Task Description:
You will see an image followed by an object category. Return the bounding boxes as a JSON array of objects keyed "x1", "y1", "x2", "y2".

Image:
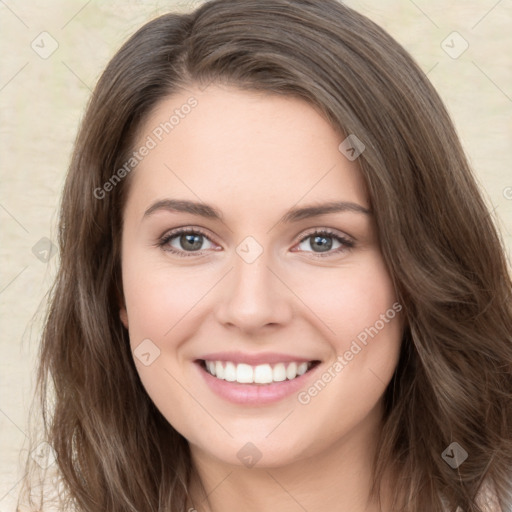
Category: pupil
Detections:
[
  {"x1": 312, "y1": 235, "x2": 332, "y2": 252},
  {"x1": 181, "y1": 233, "x2": 203, "y2": 251}
]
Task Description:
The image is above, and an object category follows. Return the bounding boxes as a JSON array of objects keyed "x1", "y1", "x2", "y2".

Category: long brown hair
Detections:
[{"x1": 17, "y1": 1, "x2": 512, "y2": 510}]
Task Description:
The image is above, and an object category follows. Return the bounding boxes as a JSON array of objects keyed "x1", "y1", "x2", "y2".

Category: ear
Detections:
[
  {"x1": 116, "y1": 283, "x2": 129, "y2": 329},
  {"x1": 120, "y1": 306, "x2": 129, "y2": 329}
]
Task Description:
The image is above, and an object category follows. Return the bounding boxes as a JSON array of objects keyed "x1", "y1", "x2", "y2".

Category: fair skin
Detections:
[{"x1": 119, "y1": 84, "x2": 404, "y2": 512}]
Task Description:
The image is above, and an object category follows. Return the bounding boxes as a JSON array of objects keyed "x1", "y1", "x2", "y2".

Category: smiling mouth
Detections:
[{"x1": 197, "y1": 359, "x2": 321, "y2": 385}]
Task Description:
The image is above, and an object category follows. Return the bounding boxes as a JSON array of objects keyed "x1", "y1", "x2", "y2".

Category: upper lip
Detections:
[{"x1": 196, "y1": 351, "x2": 320, "y2": 366}]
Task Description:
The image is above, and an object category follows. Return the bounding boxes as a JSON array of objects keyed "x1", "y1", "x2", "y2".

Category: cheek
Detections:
[
  {"x1": 287, "y1": 254, "x2": 403, "y2": 416},
  {"x1": 121, "y1": 250, "x2": 213, "y2": 345},
  {"x1": 287, "y1": 253, "x2": 400, "y2": 348},
  {"x1": 120, "y1": 252, "x2": 211, "y2": 432}
]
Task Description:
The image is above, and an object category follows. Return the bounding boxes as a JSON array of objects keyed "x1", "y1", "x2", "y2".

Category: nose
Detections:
[{"x1": 214, "y1": 249, "x2": 294, "y2": 333}]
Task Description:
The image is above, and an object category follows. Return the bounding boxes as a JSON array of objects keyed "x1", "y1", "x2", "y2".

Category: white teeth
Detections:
[
  {"x1": 254, "y1": 364, "x2": 273, "y2": 384},
  {"x1": 272, "y1": 363, "x2": 287, "y2": 382},
  {"x1": 224, "y1": 361, "x2": 236, "y2": 382},
  {"x1": 236, "y1": 363, "x2": 254, "y2": 383},
  {"x1": 286, "y1": 362, "x2": 297, "y2": 380},
  {"x1": 297, "y1": 362, "x2": 308, "y2": 376},
  {"x1": 203, "y1": 360, "x2": 316, "y2": 384},
  {"x1": 215, "y1": 361, "x2": 224, "y2": 379}
]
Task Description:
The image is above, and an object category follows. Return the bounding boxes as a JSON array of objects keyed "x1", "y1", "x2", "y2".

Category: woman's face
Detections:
[{"x1": 119, "y1": 84, "x2": 403, "y2": 467}]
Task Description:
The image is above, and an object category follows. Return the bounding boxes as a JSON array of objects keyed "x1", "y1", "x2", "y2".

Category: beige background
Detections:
[{"x1": 0, "y1": 0, "x2": 511, "y2": 509}]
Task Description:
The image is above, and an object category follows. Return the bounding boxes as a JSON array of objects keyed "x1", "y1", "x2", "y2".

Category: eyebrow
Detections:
[{"x1": 142, "y1": 199, "x2": 371, "y2": 224}]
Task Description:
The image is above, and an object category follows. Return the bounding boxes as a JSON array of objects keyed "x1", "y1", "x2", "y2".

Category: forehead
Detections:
[{"x1": 124, "y1": 85, "x2": 368, "y2": 221}]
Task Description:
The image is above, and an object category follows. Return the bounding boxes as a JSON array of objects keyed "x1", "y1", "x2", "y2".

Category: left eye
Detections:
[{"x1": 295, "y1": 231, "x2": 354, "y2": 256}]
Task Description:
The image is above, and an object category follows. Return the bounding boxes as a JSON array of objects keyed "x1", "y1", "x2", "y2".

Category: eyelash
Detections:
[{"x1": 156, "y1": 227, "x2": 355, "y2": 258}]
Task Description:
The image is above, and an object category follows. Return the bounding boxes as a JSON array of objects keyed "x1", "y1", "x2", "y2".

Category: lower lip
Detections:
[{"x1": 194, "y1": 361, "x2": 321, "y2": 405}]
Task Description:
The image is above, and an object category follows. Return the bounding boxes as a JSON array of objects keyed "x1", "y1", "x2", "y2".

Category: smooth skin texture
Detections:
[{"x1": 119, "y1": 84, "x2": 404, "y2": 512}]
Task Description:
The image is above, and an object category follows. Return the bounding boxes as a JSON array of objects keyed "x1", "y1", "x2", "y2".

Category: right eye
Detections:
[{"x1": 157, "y1": 228, "x2": 219, "y2": 257}]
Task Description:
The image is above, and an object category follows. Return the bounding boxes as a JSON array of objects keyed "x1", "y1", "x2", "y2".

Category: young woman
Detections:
[{"x1": 17, "y1": 1, "x2": 512, "y2": 511}]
